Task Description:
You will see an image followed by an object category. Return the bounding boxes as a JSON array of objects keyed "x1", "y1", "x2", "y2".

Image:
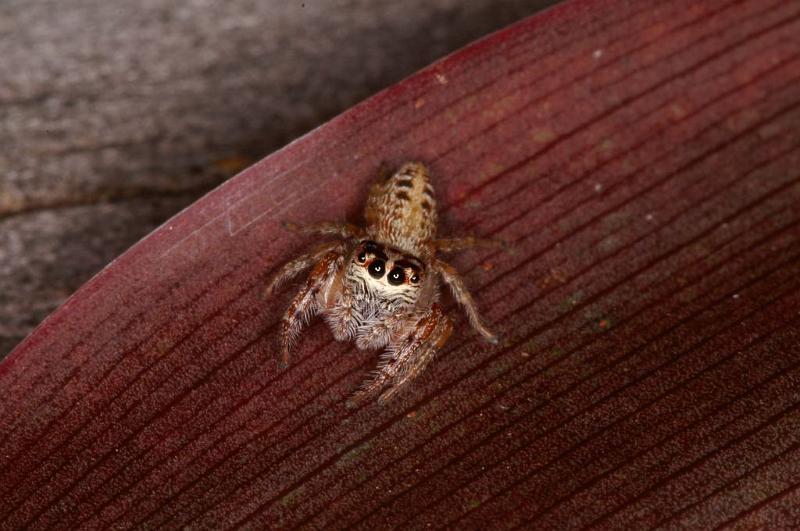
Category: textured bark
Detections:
[
  {"x1": 2, "y1": 0, "x2": 800, "y2": 528},
  {"x1": 0, "y1": 0, "x2": 556, "y2": 358}
]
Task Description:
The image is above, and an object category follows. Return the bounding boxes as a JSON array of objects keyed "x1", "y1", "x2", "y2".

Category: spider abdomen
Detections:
[{"x1": 364, "y1": 162, "x2": 438, "y2": 257}]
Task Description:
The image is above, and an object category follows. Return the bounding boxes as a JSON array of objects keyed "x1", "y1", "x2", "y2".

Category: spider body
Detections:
[
  {"x1": 266, "y1": 162, "x2": 499, "y2": 403},
  {"x1": 364, "y1": 161, "x2": 438, "y2": 257}
]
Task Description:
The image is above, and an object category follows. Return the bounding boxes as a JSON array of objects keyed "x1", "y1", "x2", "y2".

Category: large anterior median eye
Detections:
[
  {"x1": 387, "y1": 267, "x2": 405, "y2": 285},
  {"x1": 368, "y1": 260, "x2": 385, "y2": 278}
]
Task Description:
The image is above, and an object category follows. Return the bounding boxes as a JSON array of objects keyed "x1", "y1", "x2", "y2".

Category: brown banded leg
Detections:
[
  {"x1": 278, "y1": 251, "x2": 343, "y2": 367},
  {"x1": 350, "y1": 304, "x2": 453, "y2": 405},
  {"x1": 432, "y1": 236, "x2": 506, "y2": 253},
  {"x1": 435, "y1": 258, "x2": 499, "y2": 344},
  {"x1": 264, "y1": 241, "x2": 342, "y2": 297},
  {"x1": 282, "y1": 220, "x2": 365, "y2": 241}
]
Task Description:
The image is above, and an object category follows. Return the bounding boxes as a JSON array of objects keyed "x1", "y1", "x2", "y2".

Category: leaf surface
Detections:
[{"x1": 2, "y1": 0, "x2": 800, "y2": 528}]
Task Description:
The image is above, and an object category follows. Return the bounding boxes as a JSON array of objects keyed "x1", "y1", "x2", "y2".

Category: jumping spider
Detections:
[{"x1": 265, "y1": 162, "x2": 500, "y2": 403}]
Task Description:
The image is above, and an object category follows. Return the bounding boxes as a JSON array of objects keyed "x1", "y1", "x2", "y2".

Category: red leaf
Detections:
[{"x1": 2, "y1": 0, "x2": 800, "y2": 528}]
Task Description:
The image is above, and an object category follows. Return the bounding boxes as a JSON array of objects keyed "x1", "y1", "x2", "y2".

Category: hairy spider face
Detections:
[{"x1": 349, "y1": 239, "x2": 424, "y2": 307}]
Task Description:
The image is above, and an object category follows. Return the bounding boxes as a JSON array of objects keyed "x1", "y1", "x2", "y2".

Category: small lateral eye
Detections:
[
  {"x1": 356, "y1": 252, "x2": 367, "y2": 263},
  {"x1": 410, "y1": 273, "x2": 420, "y2": 284},
  {"x1": 387, "y1": 267, "x2": 405, "y2": 286},
  {"x1": 368, "y1": 260, "x2": 385, "y2": 278}
]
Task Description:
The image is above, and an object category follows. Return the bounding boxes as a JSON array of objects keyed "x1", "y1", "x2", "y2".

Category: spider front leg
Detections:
[
  {"x1": 265, "y1": 241, "x2": 342, "y2": 297},
  {"x1": 278, "y1": 250, "x2": 344, "y2": 367},
  {"x1": 350, "y1": 304, "x2": 453, "y2": 405},
  {"x1": 435, "y1": 258, "x2": 499, "y2": 344}
]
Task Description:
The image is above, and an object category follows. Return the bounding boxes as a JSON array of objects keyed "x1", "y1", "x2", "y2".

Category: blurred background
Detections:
[{"x1": 0, "y1": 0, "x2": 558, "y2": 359}]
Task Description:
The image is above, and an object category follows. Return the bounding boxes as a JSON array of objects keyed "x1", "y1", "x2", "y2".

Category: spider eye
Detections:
[
  {"x1": 356, "y1": 252, "x2": 367, "y2": 263},
  {"x1": 368, "y1": 260, "x2": 385, "y2": 278},
  {"x1": 387, "y1": 267, "x2": 405, "y2": 286},
  {"x1": 410, "y1": 273, "x2": 420, "y2": 284}
]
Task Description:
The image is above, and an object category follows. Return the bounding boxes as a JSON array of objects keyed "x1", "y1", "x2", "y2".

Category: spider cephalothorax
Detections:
[{"x1": 266, "y1": 162, "x2": 499, "y2": 403}]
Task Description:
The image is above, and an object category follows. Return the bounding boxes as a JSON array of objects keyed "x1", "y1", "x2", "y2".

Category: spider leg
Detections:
[
  {"x1": 282, "y1": 220, "x2": 365, "y2": 241},
  {"x1": 265, "y1": 241, "x2": 342, "y2": 297},
  {"x1": 432, "y1": 236, "x2": 506, "y2": 253},
  {"x1": 434, "y1": 258, "x2": 498, "y2": 344},
  {"x1": 350, "y1": 304, "x2": 453, "y2": 405},
  {"x1": 279, "y1": 250, "x2": 343, "y2": 367}
]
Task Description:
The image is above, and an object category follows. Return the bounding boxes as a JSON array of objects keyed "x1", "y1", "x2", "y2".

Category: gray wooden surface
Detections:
[{"x1": 0, "y1": 0, "x2": 557, "y2": 358}]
